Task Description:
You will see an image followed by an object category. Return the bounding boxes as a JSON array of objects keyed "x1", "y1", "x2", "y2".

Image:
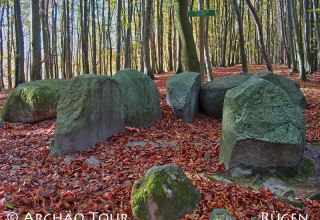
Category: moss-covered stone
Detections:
[
  {"x1": 295, "y1": 159, "x2": 315, "y2": 180},
  {"x1": 209, "y1": 209, "x2": 236, "y2": 220},
  {"x1": 166, "y1": 72, "x2": 201, "y2": 123},
  {"x1": 131, "y1": 164, "x2": 201, "y2": 220},
  {"x1": 200, "y1": 74, "x2": 252, "y2": 119},
  {"x1": 220, "y1": 78, "x2": 306, "y2": 172},
  {"x1": 114, "y1": 69, "x2": 161, "y2": 128},
  {"x1": 278, "y1": 196, "x2": 305, "y2": 208},
  {"x1": 51, "y1": 74, "x2": 125, "y2": 156},
  {"x1": 1, "y1": 79, "x2": 69, "y2": 123},
  {"x1": 253, "y1": 71, "x2": 309, "y2": 109}
]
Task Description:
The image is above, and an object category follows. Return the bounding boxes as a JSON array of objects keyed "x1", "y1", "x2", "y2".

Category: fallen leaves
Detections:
[{"x1": 0, "y1": 65, "x2": 319, "y2": 219}]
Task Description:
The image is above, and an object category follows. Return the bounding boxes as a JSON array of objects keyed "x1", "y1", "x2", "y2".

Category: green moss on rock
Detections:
[
  {"x1": 295, "y1": 159, "x2": 315, "y2": 180},
  {"x1": 253, "y1": 71, "x2": 309, "y2": 109},
  {"x1": 1, "y1": 79, "x2": 69, "y2": 123},
  {"x1": 209, "y1": 209, "x2": 236, "y2": 220},
  {"x1": 114, "y1": 69, "x2": 161, "y2": 128},
  {"x1": 52, "y1": 74, "x2": 125, "y2": 156},
  {"x1": 220, "y1": 78, "x2": 306, "y2": 173},
  {"x1": 131, "y1": 164, "x2": 201, "y2": 220}
]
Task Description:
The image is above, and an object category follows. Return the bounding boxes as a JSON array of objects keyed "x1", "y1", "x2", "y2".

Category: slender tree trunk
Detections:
[
  {"x1": 231, "y1": 0, "x2": 248, "y2": 72},
  {"x1": 107, "y1": 0, "x2": 112, "y2": 75},
  {"x1": 167, "y1": 4, "x2": 174, "y2": 72},
  {"x1": 132, "y1": 3, "x2": 138, "y2": 69},
  {"x1": 277, "y1": 0, "x2": 287, "y2": 64},
  {"x1": 41, "y1": 0, "x2": 50, "y2": 79},
  {"x1": 175, "y1": 36, "x2": 183, "y2": 74},
  {"x1": 91, "y1": 0, "x2": 97, "y2": 74},
  {"x1": 14, "y1": 0, "x2": 25, "y2": 86},
  {"x1": 227, "y1": 12, "x2": 234, "y2": 66},
  {"x1": 7, "y1": 3, "x2": 12, "y2": 89},
  {"x1": 30, "y1": 0, "x2": 42, "y2": 80},
  {"x1": 151, "y1": 27, "x2": 158, "y2": 73},
  {"x1": 124, "y1": 0, "x2": 133, "y2": 68},
  {"x1": 133, "y1": 3, "x2": 138, "y2": 70},
  {"x1": 143, "y1": 0, "x2": 154, "y2": 79},
  {"x1": 140, "y1": 0, "x2": 145, "y2": 72},
  {"x1": 0, "y1": 5, "x2": 4, "y2": 89},
  {"x1": 70, "y1": 0, "x2": 75, "y2": 76},
  {"x1": 285, "y1": 0, "x2": 297, "y2": 73},
  {"x1": 116, "y1": 0, "x2": 122, "y2": 71},
  {"x1": 198, "y1": 0, "x2": 205, "y2": 83},
  {"x1": 266, "y1": 1, "x2": 271, "y2": 57},
  {"x1": 157, "y1": 0, "x2": 164, "y2": 73},
  {"x1": 174, "y1": 0, "x2": 200, "y2": 73},
  {"x1": 303, "y1": 0, "x2": 313, "y2": 73},
  {"x1": 221, "y1": 0, "x2": 228, "y2": 67},
  {"x1": 66, "y1": 0, "x2": 72, "y2": 78},
  {"x1": 245, "y1": 0, "x2": 273, "y2": 71},
  {"x1": 61, "y1": 4, "x2": 66, "y2": 79},
  {"x1": 80, "y1": 0, "x2": 89, "y2": 74},
  {"x1": 205, "y1": 0, "x2": 213, "y2": 81},
  {"x1": 52, "y1": 0, "x2": 58, "y2": 78},
  {"x1": 289, "y1": 0, "x2": 307, "y2": 80},
  {"x1": 99, "y1": 0, "x2": 106, "y2": 74}
]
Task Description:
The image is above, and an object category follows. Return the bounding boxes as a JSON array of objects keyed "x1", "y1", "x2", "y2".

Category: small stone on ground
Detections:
[{"x1": 86, "y1": 157, "x2": 101, "y2": 166}]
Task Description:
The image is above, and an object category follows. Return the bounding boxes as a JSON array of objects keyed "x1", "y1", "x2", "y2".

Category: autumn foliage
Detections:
[{"x1": 0, "y1": 65, "x2": 319, "y2": 219}]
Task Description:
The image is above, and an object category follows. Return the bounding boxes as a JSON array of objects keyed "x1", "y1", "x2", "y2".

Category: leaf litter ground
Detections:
[{"x1": 0, "y1": 65, "x2": 319, "y2": 219}]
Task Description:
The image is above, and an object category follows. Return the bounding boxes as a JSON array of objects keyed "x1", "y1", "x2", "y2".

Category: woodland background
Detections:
[{"x1": 1, "y1": 0, "x2": 320, "y2": 88}]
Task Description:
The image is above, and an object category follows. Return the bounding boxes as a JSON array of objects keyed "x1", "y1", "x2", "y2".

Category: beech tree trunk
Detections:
[
  {"x1": 116, "y1": 0, "x2": 122, "y2": 71},
  {"x1": 245, "y1": 0, "x2": 273, "y2": 72},
  {"x1": 303, "y1": 0, "x2": 313, "y2": 73},
  {"x1": 30, "y1": 0, "x2": 42, "y2": 80},
  {"x1": 231, "y1": 0, "x2": 248, "y2": 72},
  {"x1": 0, "y1": 5, "x2": 4, "y2": 89},
  {"x1": 80, "y1": 0, "x2": 89, "y2": 74},
  {"x1": 289, "y1": 0, "x2": 307, "y2": 80},
  {"x1": 143, "y1": 0, "x2": 154, "y2": 79},
  {"x1": 174, "y1": 0, "x2": 200, "y2": 73},
  {"x1": 14, "y1": 0, "x2": 25, "y2": 86},
  {"x1": 7, "y1": 3, "x2": 13, "y2": 89},
  {"x1": 124, "y1": 0, "x2": 133, "y2": 68},
  {"x1": 91, "y1": 0, "x2": 97, "y2": 74}
]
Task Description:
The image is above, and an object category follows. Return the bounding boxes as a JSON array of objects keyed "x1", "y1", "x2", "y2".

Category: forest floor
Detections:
[{"x1": 0, "y1": 65, "x2": 320, "y2": 219}]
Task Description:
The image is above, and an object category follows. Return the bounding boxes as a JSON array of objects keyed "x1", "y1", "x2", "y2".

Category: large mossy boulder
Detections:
[
  {"x1": 220, "y1": 78, "x2": 306, "y2": 172},
  {"x1": 200, "y1": 74, "x2": 251, "y2": 118},
  {"x1": 253, "y1": 71, "x2": 309, "y2": 109},
  {"x1": 114, "y1": 69, "x2": 161, "y2": 128},
  {"x1": 166, "y1": 72, "x2": 201, "y2": 123},
  {"x1": 1, "y1": 80, "x2": 69, "y2": 123},
  {"x1": 131, "y1": 164, "x2": 201, "y2": 220},
  {"x1": 51, "y1": 74, "x2": 125, "y2": 156}
]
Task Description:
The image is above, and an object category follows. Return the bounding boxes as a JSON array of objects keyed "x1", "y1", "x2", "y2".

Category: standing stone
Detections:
[
  {"x1": 1, "y1": 80, "x2": 69, "y2": 123},
  {"x1": 166, "y1": 72, "x2": 201, "y2": 123},
  {"x1": 253, "y1": 71, "x2": 309, "y2": 109},
  {"x1": 220, "y1": 78, "x2": 306, "y2": 172},
  {"x1": 200, "y1": 74, "x2": 251, "y2": 118},
  {"x1": 0, "y1": 120, "x2": 4, "y2": 129},
  {"x1": 131, "y1": 164, "x2": 201, "y2": 220},
  {"x1": 51, "y1": 74, "x2": 125, "y2": 156},
  {"x1": 114, "y1": 69, "x2": 161, "y2": 128}
]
